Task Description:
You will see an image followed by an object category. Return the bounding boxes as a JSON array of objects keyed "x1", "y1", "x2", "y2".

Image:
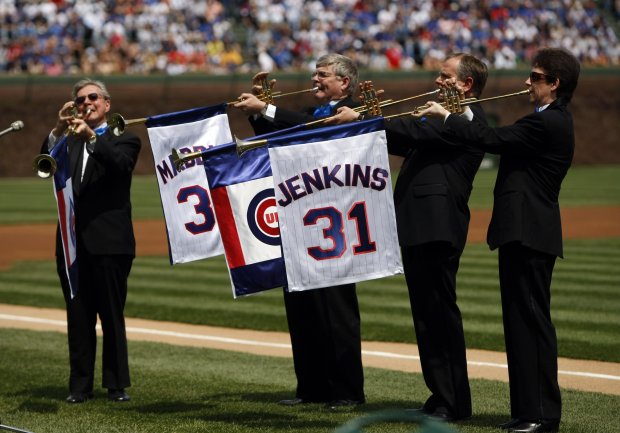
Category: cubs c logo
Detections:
[{"x1": 247, "y1": 188, "x2": 280, "y2": 246}]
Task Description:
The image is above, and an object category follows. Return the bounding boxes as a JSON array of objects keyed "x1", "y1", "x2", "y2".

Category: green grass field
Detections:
[{"x1": 0, "y1": 166, "x2": 619, "y2": 432}]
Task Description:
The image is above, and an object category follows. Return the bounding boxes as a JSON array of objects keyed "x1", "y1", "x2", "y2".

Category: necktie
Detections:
[
  {"x1": 94, "y1": 125, "x2": 108, "y2": 135},
  {"x1": 313, "y1": 103, "x2": 333, "y2": 118}
]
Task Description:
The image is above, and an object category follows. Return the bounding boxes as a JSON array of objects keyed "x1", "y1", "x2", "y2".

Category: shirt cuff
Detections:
[
  {"x1": 262, "y1": 104, "x2": 276, "y2": 121},
  {"x1": 47, "y1": 131, "x2": 58, "y2": 151},
  {"x1": 460, "y1": 106, "x2": 474, "y2": 121}
]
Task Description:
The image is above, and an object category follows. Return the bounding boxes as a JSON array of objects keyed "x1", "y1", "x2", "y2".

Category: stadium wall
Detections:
[{"x1": 0, "y1": 69, "x2": 617, "y2": 177}]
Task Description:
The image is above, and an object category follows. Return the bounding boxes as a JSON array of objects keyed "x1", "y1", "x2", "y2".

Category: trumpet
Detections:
[
  {"x1": 303, "y1": 85, "x2": 438, "y2": 127},
  {"x1": 171, "y1": 133, "x2": 264, "y2": 168},
  {"x1": 228, "y1": 86, "x2": 319, "y2": 106},
  {"x1": 384, "y1": 88, "x2": 531, "y2": 119},
  {"x1": 33, "y1": 107, "x2": 92, "y2": 178},
  {"x1": 172, "y1": 147, "x2": 196, "y2": 171},
  {"x1": 33, "y1": 154, "x2": 57, "y2": 179},
  {"x1": 108, "y1": 113, "x2": 147, "y2": 136},
  {"x1": 235, "y1": 135, "x2": 268, "y2": 157}
]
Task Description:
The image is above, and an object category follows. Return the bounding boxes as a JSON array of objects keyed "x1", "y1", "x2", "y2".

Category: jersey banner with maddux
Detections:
[
  {"x1": 146, "y1": 104, "x2": 230, "y2": 264},
  {"x1": 268, "y1": 119, "x2": 403, "y2": 291}
]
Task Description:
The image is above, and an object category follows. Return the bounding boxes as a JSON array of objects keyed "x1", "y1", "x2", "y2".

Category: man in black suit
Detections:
[
  {"x1": 42, "y1": 79, "x2": 141, "y2": 404},
  {"x1": 417, "y1": 48, "x2": 581, "y2": 433},
  {"x1": 330, "y1": 53, "x2": 488, "y2": 422},
  {"x1": 232, "y1": 54, "x2": 365, "y2": 409}
]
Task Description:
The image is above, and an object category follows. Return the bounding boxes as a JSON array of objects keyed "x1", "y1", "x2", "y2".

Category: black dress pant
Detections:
[
  {"x1": 402, "y1": 242, "x2": 472, "y2": 418},
  {"x1": 58, "y1": 252, "x2": 133, "y2": 394},
  {"x1": 499, "y1": 242, "x2": 561, "y2": 421},
  {"x1": 283, "y1": 283, "x2": 365, "y2": 402}
]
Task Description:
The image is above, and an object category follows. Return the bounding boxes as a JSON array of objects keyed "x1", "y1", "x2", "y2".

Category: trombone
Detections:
[
  {"x1": 384, "y1": 88, "x2": 531, "y2": 119},
  {"x1": 33, "y1": 107, "x2": 92, "y2": 179}
]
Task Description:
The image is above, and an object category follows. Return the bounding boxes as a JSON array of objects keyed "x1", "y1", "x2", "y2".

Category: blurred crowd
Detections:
[{"x1": 1, "y1": 0, "x2": 619, "y2": 76}]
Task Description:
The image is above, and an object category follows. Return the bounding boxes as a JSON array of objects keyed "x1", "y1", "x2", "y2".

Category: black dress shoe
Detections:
[
  {"x1": 107, "y1": 388, "x2": 131, "y2": 402},
  {"x1": 509, "y1": 420, "x2": 560, "y2": 433},
  {"x1": 499, "y1": 419, "x2": 522, "y2": 429},
  {"x1": 65, "y1": 392, "x2": 93, "y2": 403},
  {"x1": 327, "y1": 399, "x2": 363, "y2": 411},
  {"x1": 278, "y1": 398, "x2": 305, "y2": 406}
]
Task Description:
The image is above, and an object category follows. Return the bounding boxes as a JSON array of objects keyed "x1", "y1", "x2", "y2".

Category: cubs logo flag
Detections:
[
  {"x1": 146, "y1": 104, "x2": 230, "y2": 264},
  {"x1": 203, "y1": 143, "x2": 284, "y2": 298},
  {"x1": 267, "y1": 118, "x2": 403, "y2": 291},
  {"x1": 202, "y1": 125, "x2": 307, "y2": 298},
  {"x1": 50, "y1": 135, "x2": 79, "y2": 298}
]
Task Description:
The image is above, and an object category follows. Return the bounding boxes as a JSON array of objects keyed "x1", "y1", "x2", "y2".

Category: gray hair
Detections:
[
  {"x1": 315, "y1": 54, "x2": 359, "y2": 97},
  {"x1": 71, "y1": 78, "x2": 111, "y2": 100}
]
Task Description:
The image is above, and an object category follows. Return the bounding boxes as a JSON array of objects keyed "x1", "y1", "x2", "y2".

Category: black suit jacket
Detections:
[
  {"x1": 42, "y1": 129, "x2": 141, "y2": 257},
  {"x1": 249, "y1": 97, "x2": 357, "y2": 135},
  {"x1": 386, "y1": 104, "x2": 486, "y2": 251},
  {"x1": 444, "y1": 99, "x2": 574, "y2": 257}
]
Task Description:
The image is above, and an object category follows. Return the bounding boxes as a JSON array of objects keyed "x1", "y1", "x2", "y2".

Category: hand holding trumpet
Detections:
[
  {"x1": 412, "y1": 79, "x2": 463, "y2": 119},
  {"x1": 251, "y1": 71, "x2": 276, "y2": 96},
  {"x1": 232, "y1": 93, "x2": 267, "y2": 115},
  {"x1": 53, "y1": 102, "x2": 95, "y2": 141}
]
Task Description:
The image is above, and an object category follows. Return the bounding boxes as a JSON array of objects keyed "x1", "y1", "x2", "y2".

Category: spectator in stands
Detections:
[{"x1": 1, "y1": 0, "x2": 618, "y2": 75}]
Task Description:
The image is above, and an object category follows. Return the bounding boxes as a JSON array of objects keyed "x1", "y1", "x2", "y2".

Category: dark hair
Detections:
[
  {"x1": 316, "y1": 54, "x2": 359, "y2": 97},
  {"x1": 448, "y1": 53, "x2": 488, "y2": 98},
  {"x1": 532, "y1": 48, "x2": 580, "y2": 102}
]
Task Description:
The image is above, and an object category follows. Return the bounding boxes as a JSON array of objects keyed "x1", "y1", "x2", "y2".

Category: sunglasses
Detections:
[
  {"x1": 529, "y1": 71, "x2": 555, "y2": 83},
  {"x1": 74, "y1": 92, "x2": 105, "y2": 105}
]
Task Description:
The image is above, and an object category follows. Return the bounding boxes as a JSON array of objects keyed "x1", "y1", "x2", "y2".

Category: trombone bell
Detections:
[{"x1": 33, "y1": 154, "x2": 57, "y2": 179}]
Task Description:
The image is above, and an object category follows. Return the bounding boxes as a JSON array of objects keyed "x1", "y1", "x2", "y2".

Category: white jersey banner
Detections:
[
  {"x1": 146, "y1": 105, "x2": 230, "y2": 264},
  {"x1": 268, "y1": 119, "x2": 403, "y2": 291}
]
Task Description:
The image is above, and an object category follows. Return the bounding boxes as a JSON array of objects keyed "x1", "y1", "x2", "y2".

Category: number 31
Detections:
[{"x1": 303, "y1": 201, "x2": 376, "y2": 260}]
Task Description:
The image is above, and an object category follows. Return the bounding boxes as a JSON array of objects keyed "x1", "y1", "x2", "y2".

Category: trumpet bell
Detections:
[
  {"x1": 235, "y1": 135, "x2": 268, "y2": 157},
  {"x1": 108, "y1": 113, "x2": 126, "y2": 136},
  {"x1": 33, "y1": 154, "x2": 57, "y2": 179}
]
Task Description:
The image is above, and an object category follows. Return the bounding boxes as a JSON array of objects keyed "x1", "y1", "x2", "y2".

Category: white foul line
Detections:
[{"x1": 1, "y1": 313, "x2": 618, "y2": 382}]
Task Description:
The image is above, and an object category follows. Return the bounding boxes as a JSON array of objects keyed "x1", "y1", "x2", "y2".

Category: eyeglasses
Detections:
[
  {"x1": 311, "y1": 71, "x2": 335, "y2": 79},
  {"x1": 529, "y1": 71, "x2": 555, "y2": 83},
  {"x1": 74, "y1": 92, "x2": 105, "y2": 105}
]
